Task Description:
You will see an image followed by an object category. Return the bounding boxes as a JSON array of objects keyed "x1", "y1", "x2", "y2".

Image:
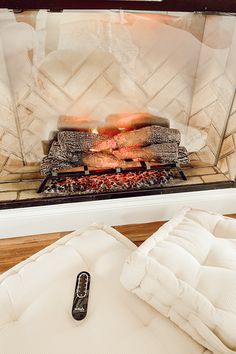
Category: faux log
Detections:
[
  {"x1": 41, "y1": 156, "x2": 77, "y2": 176},
  {"x1": 58, "y1": 115, "x2": 99, "y2": 132},
  {"x1": 82, "y1": 152, "x2": 140, "y2": 169},
  {"x1": 97, "y1": 124, "x2": 120, "y2": 137},
  {"x1": 41, "y1": 152, "x2": 141, "y2": 176},
  {"x1": 113, "y1": 143, "x2": 179, "y2": 162},
  {"x1": 178, "y1": 146, "x2": 189, "y2": 165},
  {"x1": 58, "y1": 113, "x2": 170, "y2": 133},
  {"x1": 48, "y1": 141, "x2": 83, "y2": 164},
  {"x1": 41, "y1": 141, "x2": 83, "y2": 176},
  {"x1": 95, "y1": 125, "x2": 181, "y2": 151},
  {"x1": 42, "y1": 124, "x2": 185, "y2": 175},
  {"x1": 106, "y1": 113, "x2": 170, "y2": 130},
  {"x1": 57, "y1": 131, "x2": 107, "y2": 152}
]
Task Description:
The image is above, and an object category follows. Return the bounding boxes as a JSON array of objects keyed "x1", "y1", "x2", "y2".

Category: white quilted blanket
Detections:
[
  {"x1": 0, "y1": 224, "x2": 207, "y2": 354},
  {"x1": 121, "y1": 208, "x2": 236, "y2": 354}
]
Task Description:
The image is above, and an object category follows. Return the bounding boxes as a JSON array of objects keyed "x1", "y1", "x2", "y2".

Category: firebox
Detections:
[{"x1": 0, "y1": 0, "x2": 236, "y2": 209}]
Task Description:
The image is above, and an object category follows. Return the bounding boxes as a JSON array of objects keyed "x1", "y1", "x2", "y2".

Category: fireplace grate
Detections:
[{"x1": 37, "y1": 161, "x2": 187, "y2": 195}]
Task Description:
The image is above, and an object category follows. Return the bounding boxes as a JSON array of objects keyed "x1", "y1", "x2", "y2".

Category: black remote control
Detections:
[{"x1": 72, "y1": 271, "x2": 90, "y2": 320}]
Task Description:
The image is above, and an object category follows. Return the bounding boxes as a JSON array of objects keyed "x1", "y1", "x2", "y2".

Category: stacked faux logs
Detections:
[{"x1": 41, "y1": 113, "x2": 189, "y2": 176}]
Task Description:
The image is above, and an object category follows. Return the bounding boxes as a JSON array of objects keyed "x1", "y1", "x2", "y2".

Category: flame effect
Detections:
[{"x1": 44, "y1": 169, "x2": 173, "y2": 195}]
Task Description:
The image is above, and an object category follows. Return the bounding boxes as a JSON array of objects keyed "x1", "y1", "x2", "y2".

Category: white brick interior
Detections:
[{"x1": 0, "y1": 10, "x2": 235, "y2": 179}]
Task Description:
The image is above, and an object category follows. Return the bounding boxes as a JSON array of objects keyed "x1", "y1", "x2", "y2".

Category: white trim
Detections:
[{"x1": 0, "y1": 188, "x2": 236, "y2": 238}]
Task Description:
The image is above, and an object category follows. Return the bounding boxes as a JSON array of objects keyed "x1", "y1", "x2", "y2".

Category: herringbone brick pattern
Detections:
[
  {"x1": 0, "y1": 32, "x2": 24, "y2": 175},
  {"x1": 189, "y1": 15, "x2": 236, "y2": 166},
  {"x1": 0, "y1": 11, "x2": 235, "y2": 180},
  {"x1": 15, "y1": 12, "x2": 200, "y2": 166}
]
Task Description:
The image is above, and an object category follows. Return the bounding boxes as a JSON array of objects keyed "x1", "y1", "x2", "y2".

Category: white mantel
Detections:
[{"x1": 0, "y1": 188, "x2": 236, "y2": 238}]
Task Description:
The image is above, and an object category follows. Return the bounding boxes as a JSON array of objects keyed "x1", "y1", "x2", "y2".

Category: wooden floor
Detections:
[
  {"x1": 0, "y1": 221, "x2": 166, "y2": 273},
  {"x1": 1, "y1": 214, "x2": 236, "y2": 274}
]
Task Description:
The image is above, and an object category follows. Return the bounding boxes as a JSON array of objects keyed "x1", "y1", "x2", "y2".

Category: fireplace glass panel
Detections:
[{"x1": 0, "y1": 9, "x2": 236, "y2": 206}]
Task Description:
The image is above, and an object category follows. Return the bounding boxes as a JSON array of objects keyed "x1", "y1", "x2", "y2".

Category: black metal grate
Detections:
[{"x1": 37, "y1": 161, "x2": 187, "y2": 195}]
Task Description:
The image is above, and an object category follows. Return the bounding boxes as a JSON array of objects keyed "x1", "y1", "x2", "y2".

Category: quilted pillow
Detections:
[{"x1": 120, "y1": 208, "x2": 236, "y2": 354}]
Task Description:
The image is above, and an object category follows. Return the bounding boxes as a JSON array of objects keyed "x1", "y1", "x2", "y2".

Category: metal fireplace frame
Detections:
[
  {"x1": 0, "y1": 0, "x2": 235, "y2": 210},
  {"x1": 0, "y1": 180, "x2": 233, "y2": 210},
  {"x1": 1, "y1": 0, "x2": 236, "y2": 13}
]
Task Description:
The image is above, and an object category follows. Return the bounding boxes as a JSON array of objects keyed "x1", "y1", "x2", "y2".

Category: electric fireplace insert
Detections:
[{"x1": 0, "y1": 0, "x2": 236, "y2": 209}]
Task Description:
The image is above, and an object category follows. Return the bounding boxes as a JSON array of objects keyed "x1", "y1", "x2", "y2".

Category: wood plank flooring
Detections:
[
  {"x1": 0, "y1": 221, "x2": 165, "y2": 273},
  {"x1": 1, "y1": 214, "x2": 236, "y2": 273}
]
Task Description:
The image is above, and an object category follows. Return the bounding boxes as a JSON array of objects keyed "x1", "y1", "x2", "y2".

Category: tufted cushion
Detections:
[
  {"x1": 120, "y1": 208, "x2": 236, "y2": 354},
  {"x1": 0, "y1": 224, "x2": 206, "y2": 354}
]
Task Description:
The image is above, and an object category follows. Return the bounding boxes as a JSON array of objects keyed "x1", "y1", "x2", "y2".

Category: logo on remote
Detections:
[{"x1": 75, "y1": 306, "x2": 85, "y2": 312}]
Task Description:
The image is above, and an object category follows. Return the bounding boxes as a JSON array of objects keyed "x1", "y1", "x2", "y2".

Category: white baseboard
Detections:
[{"x1": 0, "y1": 188, "x2": 236, "y2": 238}]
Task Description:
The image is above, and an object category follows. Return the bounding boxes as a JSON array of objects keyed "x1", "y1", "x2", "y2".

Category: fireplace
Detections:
[{"x1": 0, "y1": 0, "x2": 236, "y2": 209}]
